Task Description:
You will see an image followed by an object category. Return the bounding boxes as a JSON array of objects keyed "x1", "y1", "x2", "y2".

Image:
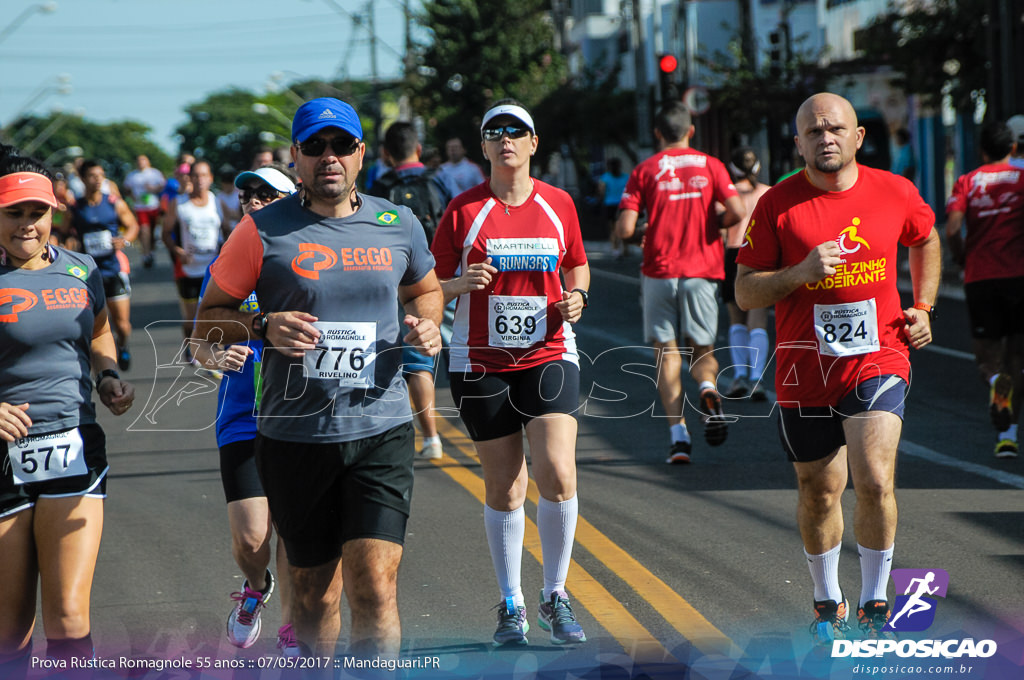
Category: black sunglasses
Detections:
[
  {"x1": 297, "y1": 135, "x2": 360, "y2": 157},
  {"x1": 482, "y1": 125, "x2": 531, "y2": 142},
  {"x1": 239, "y1": 186, "x2": 282, "y2": 204}
]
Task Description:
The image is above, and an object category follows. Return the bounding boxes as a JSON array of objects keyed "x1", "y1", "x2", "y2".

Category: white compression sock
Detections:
[
  {"x1": 537, "y1": 495, "x2": 579, "y2": 599},
  {"x1": 858, "y1": 544, "x2": 894, "y2": 607},
  {"x1": 484, "y1": 505, "x2": 525, "y2": 606},
  {"x1": 749, "y1": 328, "x2": 770, "y2": 382},
  {"x1": 728, "y1": 324, "x2": 750, "y2": 379},
  {"x1": 805, "y1": 543, "x2": 844, "y2": 603}
]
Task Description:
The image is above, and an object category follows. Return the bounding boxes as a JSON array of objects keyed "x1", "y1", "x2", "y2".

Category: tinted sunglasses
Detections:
[
  {"x1": 239, "y1": 186, "x2": 283, "y2": 204},
  {"x1": 481, "y1": 125, "x2": 531, "y2": 142},
  {"x1": 297, "y1": 135, "x2": 360, "y2": 157}
]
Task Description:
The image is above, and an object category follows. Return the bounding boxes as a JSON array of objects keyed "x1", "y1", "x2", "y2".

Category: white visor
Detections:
[
  {"x1": 234, "y1": 167, "x2": 297, "y2": 194},
  {"x1": 481, "y1": 104, "x2": 535, "y2": 134}
]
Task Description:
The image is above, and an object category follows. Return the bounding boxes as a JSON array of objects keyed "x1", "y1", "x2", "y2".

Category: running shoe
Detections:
[
  {"x1": 226, "y1": 570, "x2": 275, "y2": 648},
  {"x1": 665, "y1": 439, "x2": 692, "y2": 464},
  {"x1": 276, "y1": 623, "x2": 302, "y2": 657},
  {"x1": 808, "y1": 598, "x2": 851, "y2": 647},
  {"x1": 492, "y1": 597, "x2": 529, "y2": 646},
  {"x1": 418, "y1": 440, "x2": 443, "y2": 460},
  {"x1": 995, "y1": 439, "x2": 1019, "y2": 459},
  {"x1": 537, "y1": 590, "x2": 587, "y2": 644},
  {"x1": 142, "y1": 254, "x2": 154, "y2": 269},
  {"x1": 989, "y1": 374, "x2": 1013, "y2": 431},
  {"x1": 700, "y1": 388, "x2": 729, "y2": 446},
  {"x1": 117, "y1": 346, "x2": 131, "y2": 371},
  {"x1": 195, "y1": 365, "x2": 224, "y2": 380},
  {"x1": 725, "y1": 376, "x2": 750, "y2": 399},
  {"x1": 857, "y1": 600, "x2": 896, "y2": 640},
  {"x1": 750, "y1": 381, "x2": 768, "y2": 402}
]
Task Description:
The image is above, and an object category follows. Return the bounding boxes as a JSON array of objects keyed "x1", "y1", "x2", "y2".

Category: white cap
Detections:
[
  {"x1": 1007, "y1": 114, "x2": 1024, "y2": 143},
  {"x1": 481, "y1": 104, "x2": 535, "y2": 134},
  {"x1": 234, "y1": 167, "x2": 296, "y2": 194}
]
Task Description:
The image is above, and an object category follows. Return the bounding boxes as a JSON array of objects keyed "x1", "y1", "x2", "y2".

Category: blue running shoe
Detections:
[
  {"x1": 537, "y1": 590, "x2": 586, "y2": 644},
  {"x1": 492, "y1": 597, "x2": 529, "y2": 646}
]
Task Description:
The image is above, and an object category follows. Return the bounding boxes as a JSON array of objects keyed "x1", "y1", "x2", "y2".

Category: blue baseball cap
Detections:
[{"x1": 291, "y1": 97, "x2": 363, "y2": 144}]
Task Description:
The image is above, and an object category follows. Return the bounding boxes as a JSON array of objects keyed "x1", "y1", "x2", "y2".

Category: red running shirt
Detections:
[
  {"x1": 736, "y1": 167, "x2": 935, "y2": 407},
  {"x1": 618, "y1": 147, "x2": 738, "y2": 279},
  {"x1": 945, "y1": 162, "x2": 1024, "y2": 284},
  {"x1": 431, "y1": 180, "x2": 588, "y2": 373}
]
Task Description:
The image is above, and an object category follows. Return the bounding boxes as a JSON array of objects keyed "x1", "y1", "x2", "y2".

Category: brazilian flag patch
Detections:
[
  {"x1": 66, "y1": 264, "x2": 88, "y2": 280},
  {"x1": 376, "y1": 211, "x2": 399, "y2": 225}
]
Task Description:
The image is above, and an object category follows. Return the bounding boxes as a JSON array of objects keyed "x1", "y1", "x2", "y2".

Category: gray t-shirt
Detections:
[
  {"x1": 0, "y1": 249, "x2": 106, "y2": 435},
  {"x1": 210, "y1": 193, "x2": 435, "y2": 444}
]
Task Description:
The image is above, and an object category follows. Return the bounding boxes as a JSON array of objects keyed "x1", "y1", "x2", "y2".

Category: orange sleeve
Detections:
[{"x1": 210, "y1": 216, "x2": 263, "y2": 300}]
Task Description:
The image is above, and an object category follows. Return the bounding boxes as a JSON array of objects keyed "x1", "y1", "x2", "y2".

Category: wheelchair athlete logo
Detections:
[{"x1": 885, "y1": 568, "x2": 949, "y2": 632}]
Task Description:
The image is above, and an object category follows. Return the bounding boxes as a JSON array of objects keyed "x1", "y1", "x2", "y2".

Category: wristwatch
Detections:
[
  {"x1": 252, "y1": 311, "x2": 269, "y2": 339},
  {"x1": 95, "y1": 368, "x2": 120, "y2": 391},
  {"x1": 572, "y1": 288, "x2": 589, "y2": 309},
  {"x1": 913, "y1": 302, "x2": 936, "y2": 321}
]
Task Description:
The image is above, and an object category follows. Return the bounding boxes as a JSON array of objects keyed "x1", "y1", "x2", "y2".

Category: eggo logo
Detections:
[
  {"x1": 0, "y1": 288, "x2": 39, "y2": 322},
  {"x1": 339, "y1": 247, "x2": 392, "y2": 268},
  {"x1": 291, "y1": 243, "x2": 338, "y2": 280}
]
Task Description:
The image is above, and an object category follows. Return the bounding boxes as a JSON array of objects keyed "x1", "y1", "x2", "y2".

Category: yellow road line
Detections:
[
  {"x1": 431, "y1": 417, "x2": 742, "y2": 658},
  {"x1": 427, "y1": 420, "x2": 674, "y2": 664}
]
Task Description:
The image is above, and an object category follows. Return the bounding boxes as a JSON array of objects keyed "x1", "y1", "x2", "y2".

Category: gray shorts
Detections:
[{"x1": 641, "y1": 275, "x2": 719, "y2": 346}]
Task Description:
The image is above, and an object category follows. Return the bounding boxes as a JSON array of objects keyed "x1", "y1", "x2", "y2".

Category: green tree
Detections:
[
  {"x1": 699, "y1": 28, "x2": 829, "y2": 140},
  {"x1": 174, "y1": 79, "x2": 395, "y2": 173},
  {"x1": 410, "y1": 0, "x2": 567, "y2": 149},
  {"x1": 3, "y1": 113, "x2": 172, "y2": 181},
  {"x1": 855, "y1": 0, "x2": 988, "y2": 114},
  {"x1": 175, "y1": 88, "x2": 295, "y2": 176}
]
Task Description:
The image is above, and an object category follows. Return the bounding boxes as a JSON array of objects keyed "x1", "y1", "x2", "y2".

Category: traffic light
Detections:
[{"x1": 658, "y1": 54, "x2": 680, "y2": 102}]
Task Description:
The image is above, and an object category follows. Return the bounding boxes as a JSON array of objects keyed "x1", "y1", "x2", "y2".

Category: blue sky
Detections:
[{"x1": 0, "y1": 0, "x2": 415, "y2": 153}]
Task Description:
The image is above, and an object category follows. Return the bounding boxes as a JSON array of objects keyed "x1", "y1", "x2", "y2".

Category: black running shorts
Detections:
[
  {"x1": 219, "y1": 438, "x2": 264, "y2": 503},
  {"x1": 0, "y1": 423, "x2": 108, "y2": 519},
  {"x1": 964, "y1": 276, "x2": 1024, "y2": 339},
  {"x1": 255, "y1": 421, "x2": 414, "y2": 568},
  {"x1": 102, "y1": 272, "x2": 131, "y2": 301},
  {"x1": 449, "y1": 360, "x2": 581, "y2": 442},
  {"x1": 175, "y1": 276, "x2": 204, "y2": 303},
  {"x1": 777, "y1": 375, "x2": 907, "y2": 463},
  {"x1": 721, "y1": 247, "x2": 740, "y2": 305}
]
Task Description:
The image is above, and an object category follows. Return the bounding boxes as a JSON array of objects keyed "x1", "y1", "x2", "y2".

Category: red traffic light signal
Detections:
[{"x1": 658, "y1": 54, "x2": 678, "y2": 73}]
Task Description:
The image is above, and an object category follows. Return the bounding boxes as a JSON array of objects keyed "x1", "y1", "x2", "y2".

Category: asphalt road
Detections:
[{"x1": 27, "y1": 243, "x2": 1024, "y2": 680}]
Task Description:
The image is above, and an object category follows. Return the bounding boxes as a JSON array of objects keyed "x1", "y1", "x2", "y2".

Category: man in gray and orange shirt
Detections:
[{"x1": 196, "y1": 97, "x2": 443, "y2": 658}]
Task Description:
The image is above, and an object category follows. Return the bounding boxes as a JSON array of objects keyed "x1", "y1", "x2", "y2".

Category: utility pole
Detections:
[
  {"x1": 367, "y1": 0, "x2": 382, "y2": 149},
  {"x1": 631, "y1": 0, "x2": 652, "y2": 149}
]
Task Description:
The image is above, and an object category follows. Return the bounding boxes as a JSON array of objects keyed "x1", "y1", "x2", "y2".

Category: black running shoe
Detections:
[
  {"x1": 665, "y1": 439, "x2": 692, "y2": 464},
  {"x1": 700, "y1": 388, "x2": 728, "y2": 446},
  {"x1": 117, "y1": 346, "x2": 131, "y2": 371},
  {"x1": 809, "y1": 598, "x2": 851, "y2": 647},
  {"x1": 857, "y1": 600, "x2": 896, "y2": 640}
]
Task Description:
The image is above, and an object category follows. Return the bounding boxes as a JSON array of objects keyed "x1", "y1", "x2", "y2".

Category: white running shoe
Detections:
[
  {"x1": 418, "y1": 439, "x2": 443, "y2": 460},
  {"x1": 276, "y1": 623, "x2": 302, "y2": 657},
  {"x1": 226, "y1": 571, "x2": 274, "y2": 648}
]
